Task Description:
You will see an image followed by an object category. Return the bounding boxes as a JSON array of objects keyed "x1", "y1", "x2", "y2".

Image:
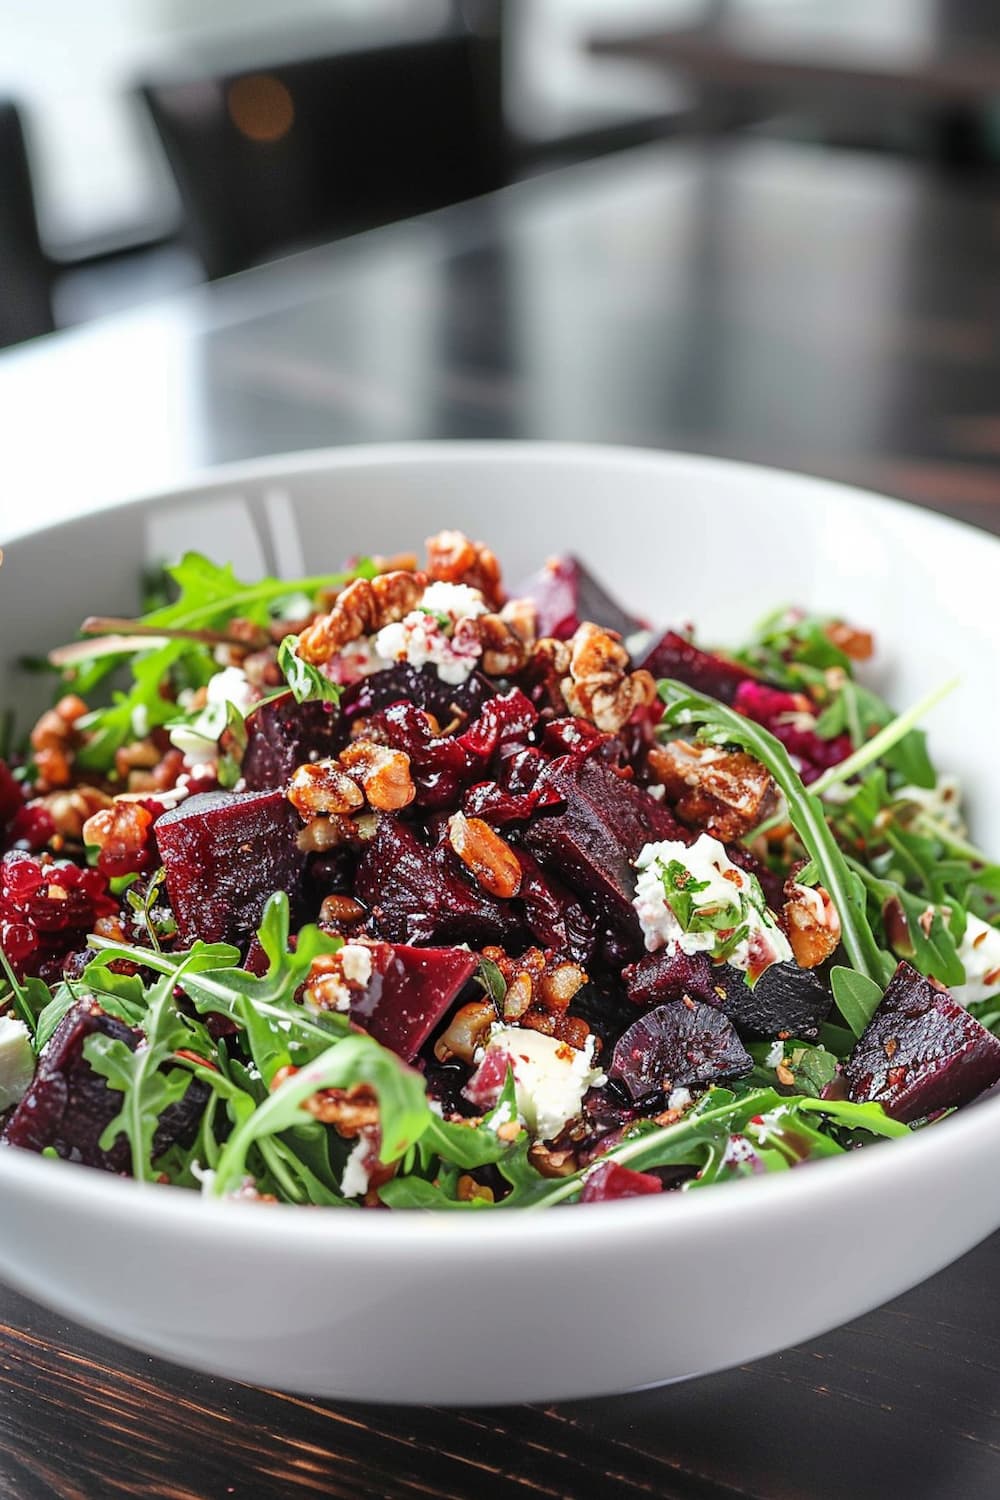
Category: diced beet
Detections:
[
  {"x1": 366, "y1": 699, "x2": 472, "y2": 810},
  {"x1": 2, "y1": 1001, "x2": 207, "y2": 1172},
  {"x1": 515, "y1": 849, "x2": 596, "y2": 965},
  {"x1": 581, "y1": 1160, "x2": 663, "y2": 1202},
  {"x1": 458, "y1": 690, "x2": 538, "y2": 761},
  {"x1": 609, "y1": 1001, "x2": 752, "y2": 1102},
  {"x1": 462, "y1": 782, "x2": 561, "y2": 827},
  {"x1": 355, "y1": 816, "x2": 523, "y2": 948},
  {"x1": 510, "y1": 556, "x2": 642, "y2": 641},
  {"x1": 242, "y1": 693, "x2": 342, "y2": 790},
  {"x1": 341, "y1": 664, "x2": 494, "y2": 729},
  {"x1": 624, "y1": 949, "x2": 720, "y2": 1008},
  {"x1": 845, "y1": 961, "x2": 1000, "y2": 1123},
  {"x1": 711, "y1": 961, "x2": 832, "y2": 1041},
  {"x1": 522, "y1": 755, "x2": 684, "y2": 930},
  {"x1": 732, "y1": 681, "x2": 851, "y2": 783},
  {"x1": 156, "y1": 789, "x2": 306, "y2": 947},
  {"x1": 637, "y1": 630, "x2": 756, "y2": 703},
  {"x1": 501, "y1": 747, "x2": 548, "y2": 795},
  {"x1": 351, "y1": 942, "x2": 477, "y2": 1061}
]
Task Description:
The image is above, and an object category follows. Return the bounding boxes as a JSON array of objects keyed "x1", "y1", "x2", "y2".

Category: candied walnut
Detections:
[
  {"x1": 30, "y1": 697, "x2": 90, "y2": 790},
  {"x1": 456, "y1": 1174, "x2": 495, "y2": 1203},
  {"x1": 425, "y1": 530, "x2": 503, "y2": 609},
  {"x1": 302, "y1": 944, "x2": 373, "y2": 1013},
  {"x1": 305, "y1": 1082, "x2": 380, "y2": 1137},
  {"x1": 527, "y1": 1142, "x2": 578, "y2": 1178},
  {"x1": 114, "y1": 738, "x2": 161, "y2": 780},
  {"x1": 82, "y1": 801, "x2": 154, "y2": 857},
  {"x1": 318, "y1": 893, "x2": 367, "y2": 932},
  {"x1": 647, "y1": 740, "x2": 778, "y2": 841},
  {"x1": 553, "y1": 622, "x2": 657, "y2": 733},
  {"x1": 288, "y1": 760, "x2": 364, "y2": 818},
  {"x1": 37, "y1": 785, "x2": 112, "y2": 841},
  {"x1": 480, "y1": 944, "x2": 589, "y2": 1042},
  {"x1": 474, "y1": 613, "x2": 533, "y2": 676},
  {"x1": 297, "y1": 570, "x2": 426, "y2": 666},
  {"x1": 447, "y1": 812, "x2": 522, "y2": 899},
  {"x1": 825, "y1": 620, "x2": 874, "y2": 661},
  {"x1": 339, "y1": 740, "x2": 415, "y2": 812},
  {"x1": 783, "y1": 880, "x2": 842, "y2": 968},
  {"x1": 295, "y1": 814, "x2": 360, "y2": 853},
  {"x1": 434, "y1": 997, "x2": 497, "y2": 1063}
]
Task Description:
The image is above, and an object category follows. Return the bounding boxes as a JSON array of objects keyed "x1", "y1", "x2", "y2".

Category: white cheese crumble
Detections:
[
  {"x1": 0, "y1": 1016, "x2": 34, "y2": 1111},
  {"x1": 340, "y1": 943, "x2": 374, "y2": 988},
  {"x1": 475, "y1": 1025, "x2": 605, "y2": 1142},
  {"x1": 952, "y1": 913, "x2": 1000, "y2": 1006},
  {"x1": 764, "y1": 1038, "x2": 786, "y2": 1070},
  {"x1": 340, "y1": 1137, "x2": 372, "y2": 1199},
  {"x1": 632, "y1": 833, "x2": 792, "y2": 977},
  {"x1": 666, "y1": 1086, "x2": 693, "y2": 1112},
  {"x1": 373, "y1": 580, "x2": 487, "y2": 685},
  {"x1": 169, "y1": 666, "x2": 255, "y2": 760}
]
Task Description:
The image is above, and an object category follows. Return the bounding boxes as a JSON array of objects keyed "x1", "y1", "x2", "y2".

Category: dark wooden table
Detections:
[{"x1": 3, "y1": 137, "x2": 1000, "y2": 1499}]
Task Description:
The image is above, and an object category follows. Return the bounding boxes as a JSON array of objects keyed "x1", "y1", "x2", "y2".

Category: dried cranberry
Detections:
[{"x1": 0, "y1": 851, "x2": 116, "y2": 979}]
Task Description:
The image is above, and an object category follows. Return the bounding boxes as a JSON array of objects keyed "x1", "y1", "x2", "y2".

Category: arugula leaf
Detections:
[
  {"x1": 277, "y1": 635, "x2": 342, "y2": 706},
  {"x1": 830, "y1": 966, "x2": 885, "y2": 1037},
  {"x1": 0, "y1": 944, "x2": 47, "y2": 1038},
  {"x1": 809, "y1": 679, "x2": 955, "y2": 797},
  {"x1": 658, "y1": 679, "x2": 892, "y2": 990}
]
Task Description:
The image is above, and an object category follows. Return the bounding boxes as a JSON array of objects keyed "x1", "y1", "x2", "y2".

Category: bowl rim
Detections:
[{"x1": 3, "y1": 438, "x2": 1000, "y2": 1251}]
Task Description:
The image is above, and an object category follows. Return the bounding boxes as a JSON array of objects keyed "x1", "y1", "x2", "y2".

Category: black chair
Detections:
[
  {"x1": 141, "y1": 28, "x2": 506, "y2": 281},
  {"x1": 0, "y1": 102, "x2": 54, "y2": 348}
]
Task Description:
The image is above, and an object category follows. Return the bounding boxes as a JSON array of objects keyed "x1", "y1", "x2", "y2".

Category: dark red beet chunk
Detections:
[
  {"x1": 351, "y1": 942, "x2": 477, "y2": 1061},
  {"x1": 354, "y1": 816, "x2": 523, "y2": 948},
  {"x1": 2, "y1": 1001, "x2": 207, "y2": 1171},
  {"x1": 156, "y1": 789, "x2": 306, "y2": 946},
  {"x1": 637, "y1": 630, "x2": 756, "y2": 703},
  {"x1": 711, "y1": 961, "x2": 833, "y2": 1041},
  {"x1": 341, "y1": 664, "x2": 493, "y2": 729},
  {"x1": 522, "y1": 755, "x2": 684, "y2": 930},
  {"x1": 515, "y1": 849, "x2": 596, "y2": 965},
  {"x1": 510, "y1": 556, "x2": 643, "y2": 641},
  {"x1": 845, "y1": 961, "x2": 1000, "y2": 1122},
  {"x1": 609, "y1": 1001, "x2": 752, "y2": 1102},
  {"x1": 581, "y1": 1161, "x2": 663, "y2": 1202},
  {"x1": 624, "y1": 949, "x2": 721, "y2": 1008},
  {"x1": 242, "y1": 693, "x2": 342, "y2": 790}
]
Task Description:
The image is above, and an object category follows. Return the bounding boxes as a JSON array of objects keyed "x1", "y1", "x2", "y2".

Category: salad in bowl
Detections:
[{"x1": 2, "y1": 526, "x2": 999, "y2": 1213}]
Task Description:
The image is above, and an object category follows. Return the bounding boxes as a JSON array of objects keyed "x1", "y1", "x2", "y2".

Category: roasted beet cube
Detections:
[
  {"x1": 156, "y1": 789, "x2": 306, "y2": 946},
  {"x1": 522, "y1": 755, "x2": 684, "y2": 930},
  {"x1": 242, "y1": 693, "x2": 342, "y2": 790},
  {"x1": 845, "y1": 961, "x2": 1000, "y2": 1122},
  {"x1": 355, "y1": 816, "x2": 523, "y2": 948},
  {"x1": 624, "y1": 948, "x2": 720, "y2": 1008},
  {"x1": 341, "y1": 664, "x2": 493, "y2": 729},
  {"x1": 609, "y1": 1001, "x2": 752, "y2": 1102},
  {"x1": 637, "y1": 630, "x2": 756, "y2": 703},
  {"x1": 581, "y1": 1160, "x2": 664, "y2": 1202},
  {"x1": 458, "y1": 690, "x2": 538, "y2": 762},
  {"x1": 510, "y1": 556, "x2": 642, "y2": 641},
  {"x1": 351, "y1": 942, "x2": 477, "y2": 1060},
  {"x1": 711, "y1": 961, "x2": 832, "y2": 1041},
  {"x1": 515, "y1": 849, "x2": 596, "y2": 965},
  {"x1": 2, "y1": 1001, "x2": 206, "y2": 1171}
]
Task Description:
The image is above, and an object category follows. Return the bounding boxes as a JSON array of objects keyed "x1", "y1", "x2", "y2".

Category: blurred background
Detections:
[{"x1": 4, "y1": 0, "x2": 1000, "y2": 348}]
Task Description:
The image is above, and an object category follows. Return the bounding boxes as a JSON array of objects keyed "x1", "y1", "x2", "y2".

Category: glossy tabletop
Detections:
[{"x1": 3, "y1": 137, "x2": 1000, "y2": 1499}]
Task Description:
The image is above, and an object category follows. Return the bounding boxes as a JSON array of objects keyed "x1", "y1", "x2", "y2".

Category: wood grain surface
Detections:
[{"x1": 3, "y1": 134, "x2": 1000, "y2": 1499}]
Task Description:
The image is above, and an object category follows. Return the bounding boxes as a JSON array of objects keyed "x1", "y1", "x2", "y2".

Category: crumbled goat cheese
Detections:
[
  {"x1": 476, "y1": 1025, "x2": 605, "y2": 1142},
  {"x1": 764, "y1": 1038, "x2": 786, "y2": 1069},
  {"x1": 632, "y1": 833, "x2": 792, "y2": 977},
  {"x1": 169, "y1": 666, "x2": 255, "y2": 759},
  {"x1": 340, "y1": 1137, "x2": 372, "y2": 1199},
  {"x1": 951, "y1": 913, "x2": 1000, "y2": 1006},
  {"x1": 667, "y1": 1086, "x2": 693, "y2": 1111},
  {"x1": 0, "y1": 1016, "x2": 34, "y2": 1111},
  {"x1": 340, "y1": 943, "x2": 374, "y2": 988},
  {"x1": 373, "y1": 580, "x2": 487, "y2": 685}
]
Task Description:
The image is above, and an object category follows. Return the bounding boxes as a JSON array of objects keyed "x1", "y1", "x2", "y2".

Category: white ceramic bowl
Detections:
[{"x1": 2, "y1": 442, "x2": 1000, "y2": 1405}]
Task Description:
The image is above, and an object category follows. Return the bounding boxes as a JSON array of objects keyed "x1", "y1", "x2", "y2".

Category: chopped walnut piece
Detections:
[
  {"x1": 480, "y1": 944, "x2": 590, "y2": 1045},
  {"x1": 82, "y1": 801, "x2": 154, "y2": 858},
  {"x1": 647, "y1": 739, "x2": 778, "y2": 841},
  {"x1": 30, "y1": 696, "x2": 90, "y2": 791},
  {"x1": 304, "y1": 1082, "x2": 380, "y2": 1137},
  {"x1": 527, "y1": 1142, "x2": 578, "y2": 1178},
  {"x1": 555, "y1": 622, "x2": 657, "y2": 732},
  {"x1": 339, "y1": 740, "x2": 415, "y2": 812},
  {"x1": 475, "y1": 613, "x2": 533, "y2": 676},
  {"x1": 434, "y1": 997, "x2": 497, "y2": 1063},
  {"x1": 447, "y1": 812, "x2": 523, "y2": 898},
  {"x1": 297, "y1": 570, "x2": 426, "y2": 665},
  {"x1": 424, "y1": 530, "x2": 504, "y2": 609},
  {"x1": 825, "y1": 620, "x2": 874, "y2": 661},
  {"x1": 37, "y1": 785, "x2": 113, "y2": 840},
  {"x1": 782, "y1": 880, "x2": 842, "y2": 968},
  {"x1": 302, "y1": 944, "x2": 373, "y2": 1013},
  {"x1": 288, "y1": 760, "x2": 364, "y2": 818}
]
